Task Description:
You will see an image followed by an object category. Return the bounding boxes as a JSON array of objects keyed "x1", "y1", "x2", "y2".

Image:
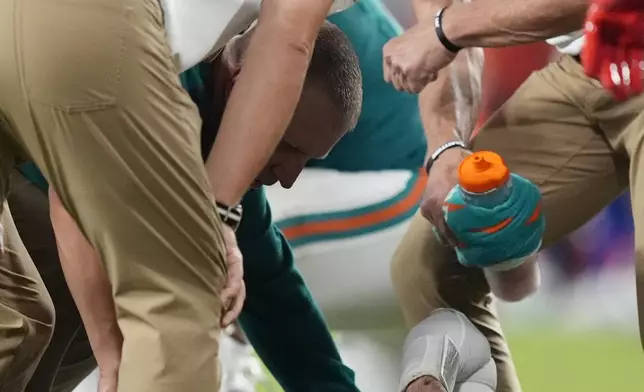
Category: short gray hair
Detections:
[{"x1": 306, "y1": 21, "x2": 362, "y2": 132}]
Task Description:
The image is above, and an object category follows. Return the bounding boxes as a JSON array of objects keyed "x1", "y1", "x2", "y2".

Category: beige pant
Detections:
[
  {"x1": 391, "y1": 55, "x2": 644, "y2": 392},
  {"x1": 0, "y1": 0, "x2": 227, "y2": 390}
]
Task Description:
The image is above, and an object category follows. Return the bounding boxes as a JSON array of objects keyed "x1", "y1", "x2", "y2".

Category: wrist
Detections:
[
  {"x1": 425, "y1": 141, "x2": 471, "y2": 175},
  {"x1": 439, "y1": 3, "x2": 472, "y2": 49},
  {"x1": 216, "y1": 201, "x2": 243, "y2": 232},
  {"x1": 435, "y1": 7, "x2": 463, "y2": 53}
]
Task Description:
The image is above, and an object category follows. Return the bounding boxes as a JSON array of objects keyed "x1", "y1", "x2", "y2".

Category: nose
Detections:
[
  {"x1": 278, "y1": 172, "x2": 298, "y2": 189},
  {"x1": 274, "y1": 160, "x2": 305, "y2": 189}
]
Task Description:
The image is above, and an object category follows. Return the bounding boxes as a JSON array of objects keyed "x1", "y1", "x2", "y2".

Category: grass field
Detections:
[
  {"x1": 256, "y1": 330, "x2": 644, "y2": 391},
  {"x1": 508, "y1": 330, "x2": 643, "y2": 391}
]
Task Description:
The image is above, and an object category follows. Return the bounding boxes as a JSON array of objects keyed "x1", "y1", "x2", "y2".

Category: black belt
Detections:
[{"x1": 572, "y1": 54, "x2": 582, "y2": 63}]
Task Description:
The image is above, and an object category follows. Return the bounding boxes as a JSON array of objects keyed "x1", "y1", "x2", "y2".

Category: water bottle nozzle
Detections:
[{"x1": 472, "y1": 155, "x2": 491, "y2": 172}]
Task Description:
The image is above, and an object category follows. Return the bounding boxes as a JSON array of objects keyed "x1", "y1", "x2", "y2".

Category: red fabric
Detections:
[
  {"x1": 473, "y1": 44, "x2": 554, "y2": 138},
  {"x1": 582, "y1": 0, "x2": 644, "y2": 100}
]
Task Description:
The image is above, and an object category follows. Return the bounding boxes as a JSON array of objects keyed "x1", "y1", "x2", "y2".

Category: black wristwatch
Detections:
[
  {"x1": 216, "y1": 201, "x2": 243, "y2": 232},
  {"x1": 434, "y1": 7, "x2": 462, "y2": 54}
]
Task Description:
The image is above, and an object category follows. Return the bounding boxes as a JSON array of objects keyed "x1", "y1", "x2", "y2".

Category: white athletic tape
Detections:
[
  {"x1": 455, "y1": 358, "x2": 496, "y2": 392},
  {"x1": 399, "y1": 309, "x2": 495, "y2": 392},
  {"x1": 399, "y1": 334, "x2": 460, "y2": 392}
]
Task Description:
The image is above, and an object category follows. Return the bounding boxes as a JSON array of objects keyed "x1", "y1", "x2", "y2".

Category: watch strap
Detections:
[
  {"x1": 435, "y1": 7, "x2": 462, "y2": 54},
  {"x1": 216, "y1": 201, "x2": 243, "y2": 231}
]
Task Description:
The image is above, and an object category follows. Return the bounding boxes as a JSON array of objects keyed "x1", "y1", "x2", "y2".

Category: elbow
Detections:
[
  {"x1": 484, "y1": 259, "x2": 541, "y2": 303},
  {"x1": 255, "y1": 0, "x2": 323, "y2": 61},
  {"x1": 284, "y1": 38, "x2": 313, "y2": 60},
  {"x1": 493, "y1": 281, "x2": 539, "y2": 303}
]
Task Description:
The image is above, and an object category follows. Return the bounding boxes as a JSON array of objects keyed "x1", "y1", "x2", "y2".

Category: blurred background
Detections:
[{"x1": 379, "y1": 2, "x2": 644, "y2": 391}]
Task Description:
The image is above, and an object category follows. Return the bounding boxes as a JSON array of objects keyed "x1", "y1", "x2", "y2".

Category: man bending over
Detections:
[{"x1": 12, "y1": 21, "x2": 363, "y2": 392}]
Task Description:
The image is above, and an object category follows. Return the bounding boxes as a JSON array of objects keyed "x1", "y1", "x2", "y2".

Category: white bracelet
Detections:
[
  {"x1": 425, "y1": 140, "x2": 470, "y2": 174},
  {"x1": 431, "y1": 141, "x2": 468, "y2": 161}
]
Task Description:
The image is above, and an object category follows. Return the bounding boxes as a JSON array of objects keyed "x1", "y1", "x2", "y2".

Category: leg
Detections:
[
  {"x1": 0, "y1": 132, "x2": 55, "y2": 391},
  {"x1": 8, "y1": 170, "x2": 86, "y2": 392},
  {"x1": 627, "y1": 121, "x2": 644, "y2": 350},
  {"x1": 392, "y1": 215, "x2": 513, "y2": 391},
  {"x1": 596, "y1": 87, "x2": 644, "y2": 349},
  {"x1": 391, "y1": 59, "x2": 628, "y2": 392},
  {"x1": 11, "y1": 169, "x2": 99, "y2": 392},
  {"x1": 236, "y1": 188, "x2": 358, "y2": 391},
  {"x1": 0, "y1": 0, "x2": 227, "y2": 390},
  {"x1": 400, "y1": 309, "x2": 495, "y2": 392}
]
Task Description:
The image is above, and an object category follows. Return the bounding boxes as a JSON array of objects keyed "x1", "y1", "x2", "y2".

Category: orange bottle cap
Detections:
[{"x1": 458, "y1": 151, "x2": 510, "y2": 193}]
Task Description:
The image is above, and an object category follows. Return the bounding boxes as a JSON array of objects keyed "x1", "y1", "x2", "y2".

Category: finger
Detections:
[
  {"x1": 221, "y1": 261, "x2": 243, "y2": 305},
  {"x1": 582, "y1": 7, "x2": 602, "y2": 78},
  {"x1": 433, "y1": 217, "x2": 461, "y2": 248},
  {"x1": 413, "y1": 72, "x2": 438, "y2": 92},
  {"x1": 225, "y1": 255, "x2": 244, "y2": 284},
  {"x1": 628, "y1": 49, "x2": 643, "y2": 97},
  {"x1": 221, "y1": 281, "x2": 240, "y2": 305},
  {"x1": 600, "y1": 52, "x2": 624, "y2": 100},
  {"x1": 441, "y1": 222, "x2": 462, "y2": 248},
  {"x1": 221, "y1": 282, "x2": 246, "y2": 327},
  {"x1": 400, "y1": 71, "x2": 415, "y2": 94},
  {"x1": 383, "y1": 56, "x2": 392, "y2": 83},
  {"x1": 221, "y1": 268, "x2": 243, "y2": 303},
  {"x1": 383, "y1": 45, "x2": 394, "y2": 84},
  {"x1": 393, "y1": 67, "x2": 406, "y2": 91},
  {"x1": 409, "y1": 77, "x2": 428, "y2": 94},
  {"x1": 405, "y1": 73, "x2": 423, "y2": 94},
  {"x1": 613, "y1": 47, "x2": 630, "y2": 100}
]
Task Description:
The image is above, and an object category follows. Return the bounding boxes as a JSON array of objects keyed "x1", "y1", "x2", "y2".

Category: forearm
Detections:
[
  {"x1": 421, "y1": 50, "x2": 482, "y2": 153},
  {"x1": 442, "y1": 0, "x2": 589, "y2": 48},
  {"x1": 49, "y1": 190, "x2": 122, "y2": 373},
  {"x1": 235, "y1": 189, "x2": 356, "y2": 390},
  {"x1": 205, "y1": 0, "x2": 332, "y2": 206}
]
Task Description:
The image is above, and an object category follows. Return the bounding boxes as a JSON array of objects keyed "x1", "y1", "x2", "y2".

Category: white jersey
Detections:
[
  {"x1": 546, "y1": 30, "x2": 584, "y2": 55},
  {"x1": 160, "y1": 0, "x2": 359, "y2": 72},
  {"x1": 160, "y1": 0, "x2": 261, "y2": 72}
]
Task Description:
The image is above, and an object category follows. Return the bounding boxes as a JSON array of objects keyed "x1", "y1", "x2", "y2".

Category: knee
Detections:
[
  {"x1": 455, "y1": 358, "x2": 497, "y2": 392},
  {"x1": 400, "y1": 309, "x2": 493, "y2": 392},
  {"x1": 390, "y1": 232, "x2": 488, "y2": 327}
]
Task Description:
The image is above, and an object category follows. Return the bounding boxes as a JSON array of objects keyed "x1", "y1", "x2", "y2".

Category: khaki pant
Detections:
[
  {"x1": 0, "y1": 0, "x2": 227, "y2": 391},
  {"x1": 9, "y1": 171, "x2": 97, "y2": 392},
  {"x1": 391, "y1": 55, "x2": 644, "y2": 392}
]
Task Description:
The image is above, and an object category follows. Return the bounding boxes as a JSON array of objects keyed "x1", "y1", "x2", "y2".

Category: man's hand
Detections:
[
  {"x1": 406, "y1": 376, "x2": 447, "y2": 392},
  {"x1": 383, "y1": 13, "x2": 457, "y2": 93},
  {"x1": 221, "y1": 224, "x2": 246, "y2": 327},
  {"x1": 420, "y1": 148, "x2": 470, "y2": 244},
  {"x1": 583, "y1": 0, "x2": 644, "y2": 100}
]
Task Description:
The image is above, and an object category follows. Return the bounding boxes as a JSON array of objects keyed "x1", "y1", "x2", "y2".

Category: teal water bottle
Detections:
[{"x1": 442, "y1": 151, "x2": 545, "y2": 271}]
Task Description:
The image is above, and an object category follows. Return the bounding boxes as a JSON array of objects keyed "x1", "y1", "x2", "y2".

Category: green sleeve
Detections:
[
  {"x1": 18, "y1": 162, "x2": 49, "y2": 193},
  {"x1": 236, "y1": 188, "x2": 358, "y2": 391}
]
